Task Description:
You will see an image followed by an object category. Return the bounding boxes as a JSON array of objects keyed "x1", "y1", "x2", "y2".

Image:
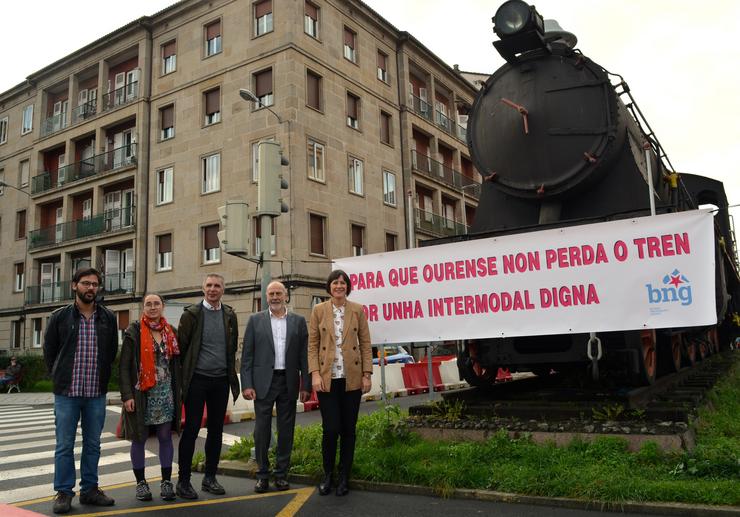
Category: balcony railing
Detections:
[
  {"x1": 104, "y1": 271, "x2": 136, "y2": 295},
  {"x1": 41, "y1": 112, "x2": 69, "y2": 137},
  {"x1": 26, "y1": 272, "x2": 134, "y2": 305},
  {"x1": 457, "y1": 123, "x2": 467, "y2": 141},
  {"x1": 415, "y1": 208, "x2": 467, "y2": 237},
  {"x1": 411, "y1": 150, "x2": 480, "y2": 198},
  {"x1": 28, "y1": 206, "x2": 136, "y2": 250},
  {"x1": 102, "y1": 81, "x2": 139, "y2": 111},
  {"x1": 71, "y1": 100, "x2": 97, "y2": 124},
  {"x1": 26, "y1": 281, "x2": 74, "y2": 305},
  {"x1": 408, "y1": 93, "x2": 433, "y2": 122},
  {"x1": 31, "y1": 143, "x2": 137, "y2": 194}
]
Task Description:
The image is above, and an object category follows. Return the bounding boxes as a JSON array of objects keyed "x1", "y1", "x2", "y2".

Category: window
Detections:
[
  {"x1": 157, "y1": 167, "x2": 173, "y2": 205},
  {"x1": 351, "y1": 224, "x2": 364, "y2": 256},
  {"x1": 309, "y1": 213, "x2": 326, "y2": 255},
  {"x1": 254, "y1": 69, "x2": 273, "y2": 108},
  {"x1": 385, "y1": 232, "x2": 397, "y2": 252},
  {"x1": 343, "y1": 27, "x2": 357, "y2": 63},
  {"x1": 307, "y1": 139, "x2": 325, "y2": 182},
  {"x1": 32, "y1": 318, "x2": 42, "y2": 348},
  {"x1": 202, "y1": 224, "x2": 221, "y2": 264},
  {"x1": 204, "y1": 88, "x2": 221, "y2": 125},
  {"x1": 0, "y1": 116, "x2": 7, "y2": 144},
  {"x1": 14, "y1": 262, "x2": 24, "y2": 292},
  {"x1": 304, "y1": 1, "x2": 319, "y2": 38},
  {"x1": 346, "y1": 92, "x2": 360, "y2": 129},
  {"x1": 162, "y1": 40, "x2": 177, "y2": 74},
  {"x1": 306, "y1": 70, "x2": 321, "y2": 110},
  {"x1": 348, "y1": 157, "x2": 364, "y2": 195},
  {"x1": 380, "y1": 111, "x2": 391, "y2": 145},
  {"x1": 21, "y1": 105, "x2": 33, "y2": 135},
  {"x1": 254, "y1": 0, "x2": 273, "y2": 36},
  {"x1": 383, "y1": 170, "x2": 396, "y2": 206},
  {"x1": 156, "y1": 234, "x2": 173, "y2": 271},
  {"x1": 252, "y1": 137, "x2": 274, "y2": 182},
  {"x1": 19, "y1": 160, "x2": 29, "y2": 187},
  {"x1": 160, "y1": 104, "x2": 175, "y2": 139},
  {"x1": 16, "y1": 210, "x2": 26, "y2": 239},
  {"x1": 11, "y1": 321, "x2": 21, "y2": 349},
  {"x1": 202, "y1": 153, "x2": 221, "y2": 193},
  {"x1": 253, "y1": 216, "x2": 277, "y2": 256},
  {"x1": 377, "y1": 51, "x2": 388, "y2": 82},
  {"x1": 204, "y1": 20, "x2": 222, "y2": 57}
]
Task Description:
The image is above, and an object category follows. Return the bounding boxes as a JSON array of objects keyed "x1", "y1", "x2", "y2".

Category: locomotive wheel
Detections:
[
  {"x1": 637, "y1": 329, "x2": 657, "y2": 385},
  {"x1": 682, "y1": 340, "x2": 697, "y2": 367},
  {"x1": 658, "y1": 334, "x2": 682, "y2": 375},
  {"x1": 459, "y1": 342, "x2": 497, "y2": 389}
]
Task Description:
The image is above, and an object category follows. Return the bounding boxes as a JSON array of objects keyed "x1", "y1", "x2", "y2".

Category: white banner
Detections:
[{"x1": 334, "y1": 210, "x2": 716, "y2": 344}]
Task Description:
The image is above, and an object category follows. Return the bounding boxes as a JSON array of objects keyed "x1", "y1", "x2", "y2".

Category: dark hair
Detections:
[
  {"x1": 326, "y1": 269, "x2": 352, "y2": 296},
  {"x1": 73, "y1": 267, "x2": 102, "y2": 284}
]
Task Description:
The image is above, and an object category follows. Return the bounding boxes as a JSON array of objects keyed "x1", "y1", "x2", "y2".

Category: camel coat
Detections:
[{"x1": 308, "y1": 300, "x2": 372, "y2": 391}]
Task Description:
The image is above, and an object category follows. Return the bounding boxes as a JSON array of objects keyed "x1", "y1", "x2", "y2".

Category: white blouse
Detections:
[{"x1": 331, "y1": 304, "x2": 345, "y2": 379}]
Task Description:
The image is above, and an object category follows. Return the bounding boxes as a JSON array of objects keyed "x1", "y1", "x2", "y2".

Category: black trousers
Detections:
[
  {"x1": 253, "y1": 371, "x2": 297, "y2": 480},
  {"x1": 178, "y1": 373, "x2": 229, "y2": 480},
  {"x1": 316, "y1": 378, "x2": 362, "y2": 477}
]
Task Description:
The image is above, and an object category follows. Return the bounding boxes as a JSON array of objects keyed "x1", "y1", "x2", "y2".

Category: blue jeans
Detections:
[{"x1": 54, "y1": 394, "x2": 107, "y2": 495}]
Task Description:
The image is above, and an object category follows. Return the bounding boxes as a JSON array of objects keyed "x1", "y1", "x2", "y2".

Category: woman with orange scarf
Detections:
[{"x1": 120, "y1": 293, "x2": 182, "y2": 502}]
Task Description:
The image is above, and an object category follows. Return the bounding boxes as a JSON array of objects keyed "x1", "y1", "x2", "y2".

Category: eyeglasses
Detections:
[{"x1": 78, "y1": 281, "x2": 100, "y2": 288}]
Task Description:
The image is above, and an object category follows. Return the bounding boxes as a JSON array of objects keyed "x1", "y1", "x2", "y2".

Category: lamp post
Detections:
[
  {"x1": 460, "y1": 182, "x2": 479, "y2": 235},
  {"x1": 239, "y1": 89, "x2": 290, "y2": 310},
  {"x1": 0, "y1": 180, "x2": 31, "y2": 197}
]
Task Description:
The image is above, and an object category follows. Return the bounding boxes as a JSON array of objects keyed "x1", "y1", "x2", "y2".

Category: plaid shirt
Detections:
[{"x1": 67, "y1": 310, "x2": 100, "y2": 397}]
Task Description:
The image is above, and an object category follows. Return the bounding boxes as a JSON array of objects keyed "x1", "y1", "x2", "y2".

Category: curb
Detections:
[{"x1": 214, "y1": 460, "x2": 739, "y2": 517}]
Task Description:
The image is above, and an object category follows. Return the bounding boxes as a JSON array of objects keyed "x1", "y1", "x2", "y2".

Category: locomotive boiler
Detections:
[{"x1": 450, "y1": 0, "x2": 740, "y2": 386}]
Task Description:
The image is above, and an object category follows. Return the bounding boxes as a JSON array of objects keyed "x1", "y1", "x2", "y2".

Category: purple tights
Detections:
[{"x1": 130, "y1": 421, "x2": 173, "y2": 470}]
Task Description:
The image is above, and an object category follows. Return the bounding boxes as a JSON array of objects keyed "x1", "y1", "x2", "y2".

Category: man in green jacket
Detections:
[{"x1": 176, "y1": 274, "x2": 240, "y2": 499}]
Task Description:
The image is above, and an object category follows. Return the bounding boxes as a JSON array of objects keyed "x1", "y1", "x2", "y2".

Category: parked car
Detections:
[{"x1": 372, "y1": 345, "x2": 414, "y2": 365}]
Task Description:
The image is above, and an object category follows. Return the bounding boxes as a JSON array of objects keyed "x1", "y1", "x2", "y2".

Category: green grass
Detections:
[{"x1": 227, "y1": 357, "x2": 740, "y2": 506}]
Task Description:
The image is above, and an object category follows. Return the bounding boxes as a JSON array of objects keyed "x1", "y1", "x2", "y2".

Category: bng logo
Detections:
[{"x1": 646, "y1": 269, "x2": 692, "y2": 306}]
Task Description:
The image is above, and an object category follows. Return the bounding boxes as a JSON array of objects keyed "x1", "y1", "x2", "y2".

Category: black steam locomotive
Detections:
[{"x1": 449, "y1": 1, "x2": 739, "y2": 386}]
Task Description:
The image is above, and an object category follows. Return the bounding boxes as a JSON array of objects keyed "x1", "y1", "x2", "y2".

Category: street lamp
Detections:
[
  {"x1": 239, "y1": 88, "x2": 292, "y2": 310},
  {"x1": 0, "y1": 180, "x2": 31, "y2": 197},
  {"x1": 460, "y1": 183, "x2": 480, "y2": 235}
]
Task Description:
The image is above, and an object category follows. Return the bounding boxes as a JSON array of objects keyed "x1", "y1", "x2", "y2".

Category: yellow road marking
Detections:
[{"x1": 71, "y1": 487, "x2": 315, "y2": 517}]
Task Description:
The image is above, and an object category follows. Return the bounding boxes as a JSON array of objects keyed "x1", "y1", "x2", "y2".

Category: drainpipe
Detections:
[
  {"x1": 396, "y1": 34, "x2": 412, "y2": 249},
  {"x1": 140, "y1": 20, "x2": 153, "y2": 299}
]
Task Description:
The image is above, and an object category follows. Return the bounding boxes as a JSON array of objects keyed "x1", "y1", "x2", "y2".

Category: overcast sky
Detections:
[{"x1": 2, "y1": 0, "x2": 737, "y2": 218}]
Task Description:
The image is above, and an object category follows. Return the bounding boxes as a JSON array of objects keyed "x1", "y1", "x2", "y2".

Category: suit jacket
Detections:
[
  {"x1": 241, "y1": 310, "x2": 310, "y2": 400},
  {"x1": 308, "y1": 300, "x2": 372, "y2": 392}
]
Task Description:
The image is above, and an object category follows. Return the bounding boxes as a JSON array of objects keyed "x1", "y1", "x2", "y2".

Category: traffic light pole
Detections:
[{"x1": 260, "y1": 213, "x2": 273, "y2": 311}]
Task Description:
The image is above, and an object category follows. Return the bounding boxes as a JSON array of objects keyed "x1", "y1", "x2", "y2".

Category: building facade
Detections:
[{"x1": 0, "y1": 0, "x2": 481, "y2": 355}]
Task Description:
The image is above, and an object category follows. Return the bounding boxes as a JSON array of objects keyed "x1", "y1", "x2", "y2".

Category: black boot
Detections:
[
  {"x1": 318, "y1": 472, "x2": 333, "y2": 496},
  {"x1": 335, "y1": 471, "x2": 349, "y2": 496}
]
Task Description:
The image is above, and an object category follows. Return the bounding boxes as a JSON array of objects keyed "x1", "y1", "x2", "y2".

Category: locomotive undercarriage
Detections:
[{"x1": 458, "y1": 325, "x2": 724, "y2": 388}]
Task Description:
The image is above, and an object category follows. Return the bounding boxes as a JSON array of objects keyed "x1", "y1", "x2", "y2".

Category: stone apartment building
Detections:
[{"x1": 0, "y1": 0, "x2": 481, "y2": 354}]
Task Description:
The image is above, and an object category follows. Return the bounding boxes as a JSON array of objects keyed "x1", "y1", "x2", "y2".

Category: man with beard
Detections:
[{"x1": 43, "y1": 268, "x2": 119, "y2": 514}]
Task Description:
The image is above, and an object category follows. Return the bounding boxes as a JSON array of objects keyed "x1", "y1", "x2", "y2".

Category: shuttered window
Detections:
[
  {"x1": 380, "y1": 111, "x2": 391, "y2": 144},
  {"x1": 254, "y1": 69, "x2": 274, "y2": 107},
  {"x1": 160, "y1": 105, "x2": 174, "y2": 139},
  {"x1": 16, "y1": 210, "x2": 26, "y2": 239},
  {"x1": 202, "y1": 224, "x2": 220, "y2": 263},
  {"x1": 306, "y1": 70, "x2": 321, "y2": 110},
  {"x1": 346, "y1": 93, "x2": 359, "y2": 129},
  {"x1": 205, "y1": 20, "x2": 222, "y2": 56},
  {"x1": 385, "y1": 233, "x2": 397, "y2": 252},
  {"x1": 343, "y1": 27, "x2": 356, "y2": 62},
  {"x1": 204, "y1": 88, "x2": 221, "y2": 125},
  {"x1": 162, "y1": 41, "x2": 177, "y2": 74},
  {"x1": 351, "y1": 225, "x2": 364, "y2": 256},
  {"x1": 309, "y1": 214, "x2": 325, "y2": 255},
  {"x1": 304, "y1": 1, "x2": 319, "y2": 38},
  {"x1": 156, "y1": 233, "x2": 173, "y2": 271},
  {"x1": 377, "y1": 51, "x2": 388, "y2": 82},
  {"x1": 254, "y1": 0, "x2": 273, "y2": 36}
]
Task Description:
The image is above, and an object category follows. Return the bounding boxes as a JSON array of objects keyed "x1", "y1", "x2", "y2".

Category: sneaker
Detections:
[
  {"x1": 79, "y1": 487, "x2": 115, "y2": 506},
  {"x1": 160, "y1": 480, "x2": 176, "y2": 501},
  {"x1": 201, "y1": 476, "x2": 225, "y2": 495},
  {"x1": 176, "y1": 480, "x2": 198, "y2": 500},
  {"x1": 135, "y1": 480, "x2": 152, "y2": 501},
  {"x1": 52, "y1": 491, "x2": 73, "y2": 514}
]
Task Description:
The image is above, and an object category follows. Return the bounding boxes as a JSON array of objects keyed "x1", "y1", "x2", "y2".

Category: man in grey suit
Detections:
[{"x1": 241, "y1": 281, "x2": 310, "y2": 493}]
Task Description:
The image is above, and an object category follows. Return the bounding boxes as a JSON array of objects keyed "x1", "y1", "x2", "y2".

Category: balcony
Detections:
[
  {"x1": 26, "y1": 281, "x2": 73, "y2": 305},
  {"x1": 102, "y1": 81, "x2": 138, "y2": 111},
  {"x1": 71, "y1": 100, "x2": 97, "y2": 124},
  {"x1": 103, "y1": 271, "x2": 136, "y2": 295},
  {"x1": 31, "y1": 143, "x2": 137, "y2": 195},
  {"x1": 415, "y1": 208, "x2": 467, "y2": 237},
  {"x1": 408, "y1": 93, "x2": 433, "y2": 122},
  {"x1": 26, "y1": 272, "x2": 134, "y2": 305},
  {"x1": 41, "y1": 112, "x2": 69, "y2": 137},
  {"x1": 411, "y1": 150, "x2": 480, "y2": 198},
  {"x1": 28, "y1": 206, "x2": 136, "y2": 250}
]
